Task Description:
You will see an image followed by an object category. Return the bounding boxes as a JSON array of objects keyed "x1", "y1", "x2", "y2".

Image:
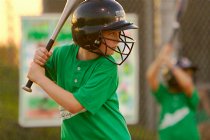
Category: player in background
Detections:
[
  {"x1": 146, "y1": 44, "x2": 200, "y2": 140},
  {"x1": 27, "y1": 0, "x2": 138, "y2": 140},
  {"x1": 196, "y1": 85, "x2": 210, "y2": 140}
]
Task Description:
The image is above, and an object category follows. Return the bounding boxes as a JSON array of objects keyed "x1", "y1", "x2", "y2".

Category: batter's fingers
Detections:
[
  {"x1": 40, "y1": 47, "x2": 49, "y2": 55},
  {"x1": 38, "y1": 55, "x2": 47, "y2": 63},
  {"x1": 34, "y1": 55, "x2": 47, "y2": 65},
  {"x1": 33, "y1": 58, "x2": 45, "y2": 66},
  {"x1": 48, "y1": 50, "x2": 53, "y2": 57},
  {"x1": 36, "y1": 49, "x2": 48, "y2": 60}
]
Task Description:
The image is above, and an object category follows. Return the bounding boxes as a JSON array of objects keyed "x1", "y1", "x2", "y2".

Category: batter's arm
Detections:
[{"x1": 28, "y1": 62, "x2": 84, "y2": 114}]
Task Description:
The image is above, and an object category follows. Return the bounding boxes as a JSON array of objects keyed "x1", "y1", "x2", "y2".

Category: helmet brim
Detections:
[
  {"x1": 182, "y1": 66, "x2": 198, "y2": 71},
  {"x1": 103, "y1": 20, "x2": 138, "y2": 31}
]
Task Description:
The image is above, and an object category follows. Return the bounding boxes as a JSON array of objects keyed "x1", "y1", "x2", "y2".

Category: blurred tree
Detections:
[{"x1": 0, "y1": 45, "x2": 60, "y2": 140}]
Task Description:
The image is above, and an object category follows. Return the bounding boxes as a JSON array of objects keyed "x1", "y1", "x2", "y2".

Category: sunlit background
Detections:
[{"x1": 0, "y1": 0, "x2": 43, "y2": 46}]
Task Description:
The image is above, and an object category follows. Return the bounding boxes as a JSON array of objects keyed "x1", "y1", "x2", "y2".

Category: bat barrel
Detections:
[{"x1": 51, "y1": 0, "x2": 76, "y2": 40}]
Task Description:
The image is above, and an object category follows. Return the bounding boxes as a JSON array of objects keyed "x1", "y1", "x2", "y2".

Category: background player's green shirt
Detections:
[
  {"x1": 45, "y1": 44, "x2": 131, "y2": 140},
  {"x1": 152, "y1": 83, "x2": 200, "y2": 140}
]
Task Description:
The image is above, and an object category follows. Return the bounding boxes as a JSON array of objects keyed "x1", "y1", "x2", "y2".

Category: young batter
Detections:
[
  {"x1": 146, "y1": 44, "x2": 200, "y2": 140},
  {"x1": 27, "y1": 0, "x2": 138, "y2": 140}
]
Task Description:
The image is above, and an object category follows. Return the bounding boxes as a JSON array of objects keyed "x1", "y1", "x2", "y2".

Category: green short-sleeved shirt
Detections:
[
  {"x1": 45, "y1": 44, "x2": 131, "y2": 140},
  {"x1": 152, "y1": 83, "x2": 200, "y2": 140}
]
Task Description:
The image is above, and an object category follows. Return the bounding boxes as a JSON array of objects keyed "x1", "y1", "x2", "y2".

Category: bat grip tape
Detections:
[{"x1": 46, "y1": 39, "x2": 55, "y2": 51}]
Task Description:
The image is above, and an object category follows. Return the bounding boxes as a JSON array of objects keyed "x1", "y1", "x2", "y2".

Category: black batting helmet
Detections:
[
  {"x1": 176, "y1": 57, "x2": 198, "y2": 71},
  {"x1": 163, "y1": 57, "x2": 198, "y2": 91},
  {"x1": 71, "y1": 0, "x2": 138, "y2": 65}
]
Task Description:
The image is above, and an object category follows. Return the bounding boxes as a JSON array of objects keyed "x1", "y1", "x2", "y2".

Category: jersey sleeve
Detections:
[
  {"x1": 45, "y1": 44, "x2": 76, "y2": 82},
  {"x1": 151, "y1": 82, "x2": 168, "y2": 103},
  {"x1": 73, "y1": 63, "x2": 118, "y2": 114},
  {"x1": 186, "y1": 88, "x2": 200, "y2": 111}
]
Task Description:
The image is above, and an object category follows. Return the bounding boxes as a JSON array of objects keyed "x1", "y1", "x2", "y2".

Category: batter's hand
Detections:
[
  {"x1": 27, "y1": 62, "x2": 45, "y2": 84},
  {"x1": 33, "y1": 47, "x2": 52, "y2": 66},
  {"x1": 156, "y1": 43, "x2": 174, "y2": 63}
]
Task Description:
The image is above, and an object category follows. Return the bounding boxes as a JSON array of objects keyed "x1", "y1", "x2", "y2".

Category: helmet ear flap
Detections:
[
  {"x1": 93, "y1": 36, "x2": 102, "y2": 48},
  {"x1": 94, "y1": 39, "x2": 101, "y2": 46}
]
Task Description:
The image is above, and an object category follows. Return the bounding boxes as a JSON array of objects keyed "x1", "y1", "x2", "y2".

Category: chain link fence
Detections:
[{"x1": 180, "y1": 1, "x2": 210, "y2": 140}]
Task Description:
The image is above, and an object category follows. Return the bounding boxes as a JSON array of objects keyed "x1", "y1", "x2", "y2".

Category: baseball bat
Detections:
[
  {"x1": 169, "y1": 0, "x2": 188, "y2": 44},
  {"x1": 22, "y1": 0, "x2": 77, "y2": 92}
]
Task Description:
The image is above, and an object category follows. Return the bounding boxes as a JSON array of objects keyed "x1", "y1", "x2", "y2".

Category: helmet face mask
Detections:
[
  {"x1": 71, "y1": 0, "x2": 138, "y2": 65},
  {"x1": 92, "y1": 30, "x2": 135, "y2": 65}
]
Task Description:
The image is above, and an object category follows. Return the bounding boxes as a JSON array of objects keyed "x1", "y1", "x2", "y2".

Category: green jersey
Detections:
[
  {"x1": 45, "y1": 44, "x2": 131, "y2": 140},
  {"x1": 152, "y1": 83, "x2": 200, "y2": 140}
]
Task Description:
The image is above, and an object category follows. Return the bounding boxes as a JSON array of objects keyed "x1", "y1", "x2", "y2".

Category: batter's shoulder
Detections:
[
  {"x1": 95, "y1": 56, "x2": 118, "y2": 75},
  {"x1": 55, "y1": 43, "x2": 77, "y2": 52},
  {"x1": 53, "y1": 43, "x2": 77, "y2": 55}
]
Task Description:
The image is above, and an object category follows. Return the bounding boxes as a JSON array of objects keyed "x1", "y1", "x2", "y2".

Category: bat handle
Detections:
[
  {"x1": 169, "y1": 22, "x2": 180, "y2": 44},
  {"x1": 22, "y1": 39, "x2": 55, "y2": 92},
  {"x1": 46, "y1": 39, "x2": 55, "y2": 51},
  {"x1": 22, "y1": 80, "x2": 33, "y2": 92},
  {"x1": 169, "y1": 28, "x2": 178, "y2": 44}
]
